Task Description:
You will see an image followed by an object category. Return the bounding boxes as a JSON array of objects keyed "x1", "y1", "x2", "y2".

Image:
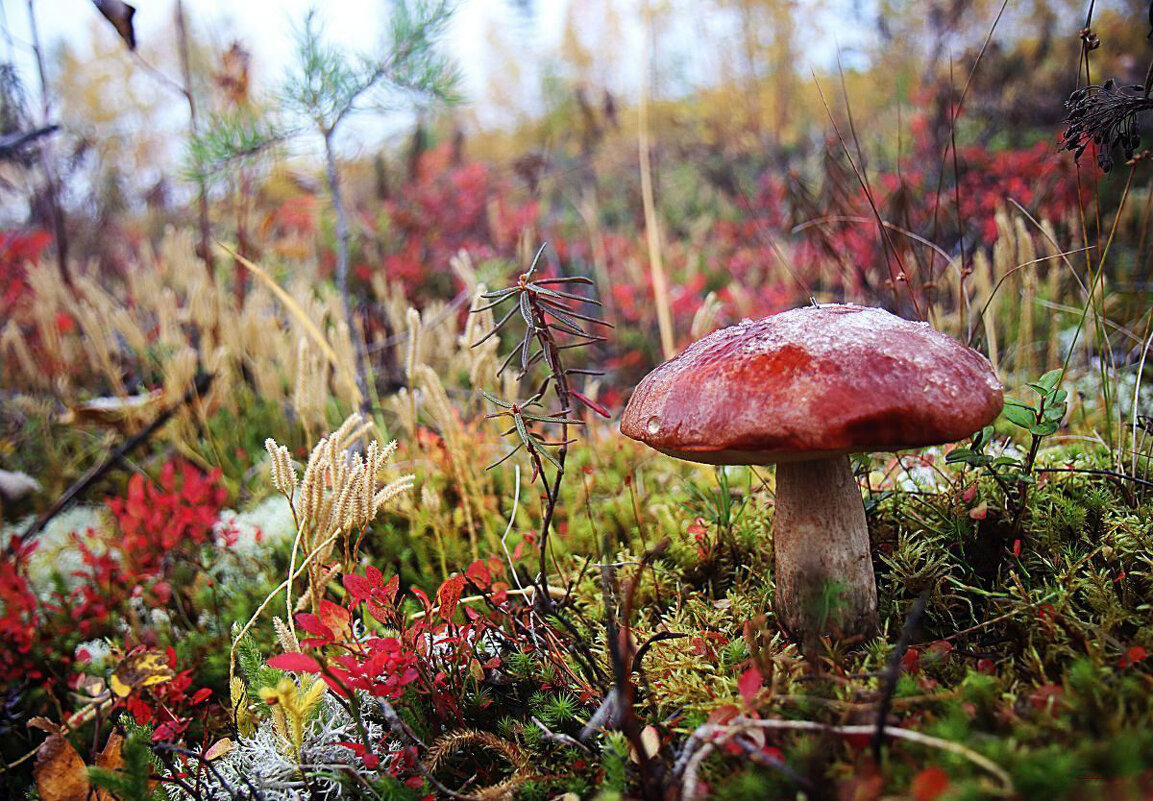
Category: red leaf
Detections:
[
  {"x1": 366, "y1": 565, "x2": 384, "y2": 588},
  {"x1": 411, "y1": 587, "x2": 432, "y2": 615},
  {"x1": 295, "y1": 613, "x2": 333, "y2": 642},
  {"x1": 911, "y1": 766, "x2": 950, "y2": 800},
  {"x1": 437, "y1": 576, "x2": 467, "y2": 622},
  {"x1": 737, "y1": 664, "x2": 762, "y2": 704},
  {"x1": 318, "y1": 599, "x2": 350, "y2": 628},
  {"x1": 465, "y1": 559, "x2": 491, "y2": 589},
  {"x1": 267, "y1": 653, "x2": 321, "y2": 673},
  {"x1": 926, "y1": 640, "x2": 953, "y2": 661},
  {"x1": 343, "y1": 573, "x2": 372, "y2": 601},
  {"x1": 1119, "y1": 646, "x2": 1148, "y2": 668},
  {"x1": 706, "y1": 705, "x2": 741, "y2": 726},
  {"x1": 571, "y1": 390, "x2": 610, "y2": 418},
  {"x1": 382, "y1": 574, "x2": 400, "y2": 604}
]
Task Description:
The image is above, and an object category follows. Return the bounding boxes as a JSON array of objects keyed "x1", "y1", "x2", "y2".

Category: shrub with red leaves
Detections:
[
  {"x1": 1, "y1": 460, "x2": 227, "y2": 695},
  {"x1": 106, "y1": 460, "x2": 225, "y2": 576},
  {"x1": 0, "y1": 228, "x2": 52, "y2": 309},
  {"x1": 0, "y1": 538, "x2": 41, "y2": 683},
  {"x1": 267, "y1": 556, "x2": 562, "y2": 741}
]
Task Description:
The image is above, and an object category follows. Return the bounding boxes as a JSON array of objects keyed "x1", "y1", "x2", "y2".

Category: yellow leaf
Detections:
[
  {"x1": 110, "y1": 649, "x2": 173, "y2": 697},
  {"x1": 204, "y1": 738, "x2": 235, "y2": 761},
  {"x1": 299, "y1": 678, "x2": 328, "y2": 717}
]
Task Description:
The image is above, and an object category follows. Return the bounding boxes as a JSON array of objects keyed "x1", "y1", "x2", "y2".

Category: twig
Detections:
[
  {"x1": 0, "y1": 694, "x2": 112, "y2": 773},
  {"x1": 873, "y1": 593, "x2": 928, "y2": 760},
  {"x1": 678, "y1": 718, "x2": 1013, "y2": 799},
  {"x1": 376, "y1": 700, "x2": 479, "y2": 801},
  {"x1": 1035, "y1": 467, "x2": 1153, "y2": 488},
  {"x1": 931, "y1": 590, "x2": 1061, "y2": 644},
  {"x1": 0, "y1": 123, "x2": 58, "y2": 158},
  {"x1": 530, "y1": 716, "x2": 591, "y2": 753},
  {"x1": 229, "y1": 530, "x2": 341, "y2": 684}
]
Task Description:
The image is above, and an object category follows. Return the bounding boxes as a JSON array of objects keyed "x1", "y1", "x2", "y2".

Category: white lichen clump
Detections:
[{"x1": 167, "y1": 694, "x2": 388, "y2": 801}]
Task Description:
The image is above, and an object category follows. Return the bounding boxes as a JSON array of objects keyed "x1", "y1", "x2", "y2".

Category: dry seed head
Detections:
[
  {"x1": 365, "y1": 440, "x2": 380, "y2": 478},
  {"x1": 379, "y1": 439, "x2": 399, "y2": 463},
  {"x1": 691, "y1": 291, "x2": 723, "y2": 340},
  {"x1": 358, "y1": 462, "x2": 373, "y2": 526},
  {"x1": 405, "y1": 307, "x2": 423, "y2": 380},
  {"x1": 272, "y1": 616, "x2": 300, "y2": 654},
  {"x1": 450, "y1": 249, "x2": 478, "y2": 293},
  {"x1": 390, "y1": 388, "x2": 418, "y2": 437},
  {"x1": 265, "y1": 439, "x2": 298, "y2": 496},
  {"x1": 299, "y1": 440, "x2": 329, "y2": 524},
  {"x1": 331, "y1": 413, "x2": 364, "y2": 450},
  {"x1": 375, "y1": 475, "x2": 416, "y2": 513},
  {"x1": 421, "y1": 484, "x2": 442, "y2": 514}
]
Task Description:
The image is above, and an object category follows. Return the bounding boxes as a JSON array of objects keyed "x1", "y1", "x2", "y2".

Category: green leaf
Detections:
[
  {"x1": 1002, "y1": 403, "x2": 1038, "y2": 429},
  {"x1": 534, "y1": 442, "x2": 562, "y2": 471},
  {"x1": 478, "y1": 389, "x2": 512, "y2": 409},
  {"x1": 1037, "y1": 368, "x2": 1063, "y2": 391},
  {"x1": 513, "y1": 413, "x2": 532, "y2": 449},
  {"x1": 971, "y1": 425, "x2": 994, "y2": 451}
]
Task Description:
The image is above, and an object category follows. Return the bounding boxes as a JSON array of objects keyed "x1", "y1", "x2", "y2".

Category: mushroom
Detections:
[{"x1": 620, "y1": 304, "x2": 1003, "y2": 638}]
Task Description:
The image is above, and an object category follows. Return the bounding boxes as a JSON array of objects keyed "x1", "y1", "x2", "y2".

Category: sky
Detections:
[
  {"x1": 1, "y1": 1, "x2": 873, "y2": 128},
  {"x1": 0, "y1": 0, "x2": 881, "y2": 186},
  {"x1": 2, "y1": 1, "x2": 611, "y2": 134}
]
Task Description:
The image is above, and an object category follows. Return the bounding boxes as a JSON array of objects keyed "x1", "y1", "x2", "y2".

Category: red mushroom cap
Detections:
[{"x1": 620, "y1": 304, "x2": 1003, "y2": 465}]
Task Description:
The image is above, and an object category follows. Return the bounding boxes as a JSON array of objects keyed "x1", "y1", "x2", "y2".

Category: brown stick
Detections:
[
  {"x1": 25, "y1": 0, "x2": 71, "y2": 289},
  {"x1": 174, "y1": 0, "x2": 216, "y2": 285}
]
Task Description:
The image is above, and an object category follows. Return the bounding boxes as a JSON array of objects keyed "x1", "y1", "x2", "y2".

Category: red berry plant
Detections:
[
  {"x1": 191, "y1": 254, "x2": 622, "y2": 800},
  {"x1": 0, "y1": 460, "x2": 229, "y2": 787}
]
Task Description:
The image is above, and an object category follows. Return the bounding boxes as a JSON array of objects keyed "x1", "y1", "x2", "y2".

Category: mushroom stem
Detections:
[{"x1": 773, "y1": 455, "x2": 878, "y2": 638}]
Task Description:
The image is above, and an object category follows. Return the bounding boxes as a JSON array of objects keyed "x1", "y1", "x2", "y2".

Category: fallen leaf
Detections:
[
  {"x1": 94, "y1": 732, "x2": 123, "y2": 801},
  {"x1": 27, "y1": 716, "x2": 60, "y2": 734},
  {"x1": 34, "y1": 734, "x2": 89, "y2": 801},
  {"x1": 110, "y1": 649, "x2": 174, "y2": 697}
]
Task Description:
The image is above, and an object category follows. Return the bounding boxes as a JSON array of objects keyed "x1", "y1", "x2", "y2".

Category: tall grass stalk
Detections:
[{"x1": 638, "y1": 0, "x2": 674, "y2": 360}]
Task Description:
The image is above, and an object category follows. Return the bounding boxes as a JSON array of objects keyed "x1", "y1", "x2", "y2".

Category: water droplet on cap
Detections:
[{"x1": 646, "y1": 415, "x2": 661, "y2": 434}]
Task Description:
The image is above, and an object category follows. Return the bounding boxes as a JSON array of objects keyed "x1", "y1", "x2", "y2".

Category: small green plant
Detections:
[
  {"x1": 686, "y1": 466, "x2": 751, "y2": 542},
  {"x1": 948, "y1": 368, "x2": 1068, "y2": 529},
  {"x1": 471, "y1": 243, "x2": 610, "y2": 608}
]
